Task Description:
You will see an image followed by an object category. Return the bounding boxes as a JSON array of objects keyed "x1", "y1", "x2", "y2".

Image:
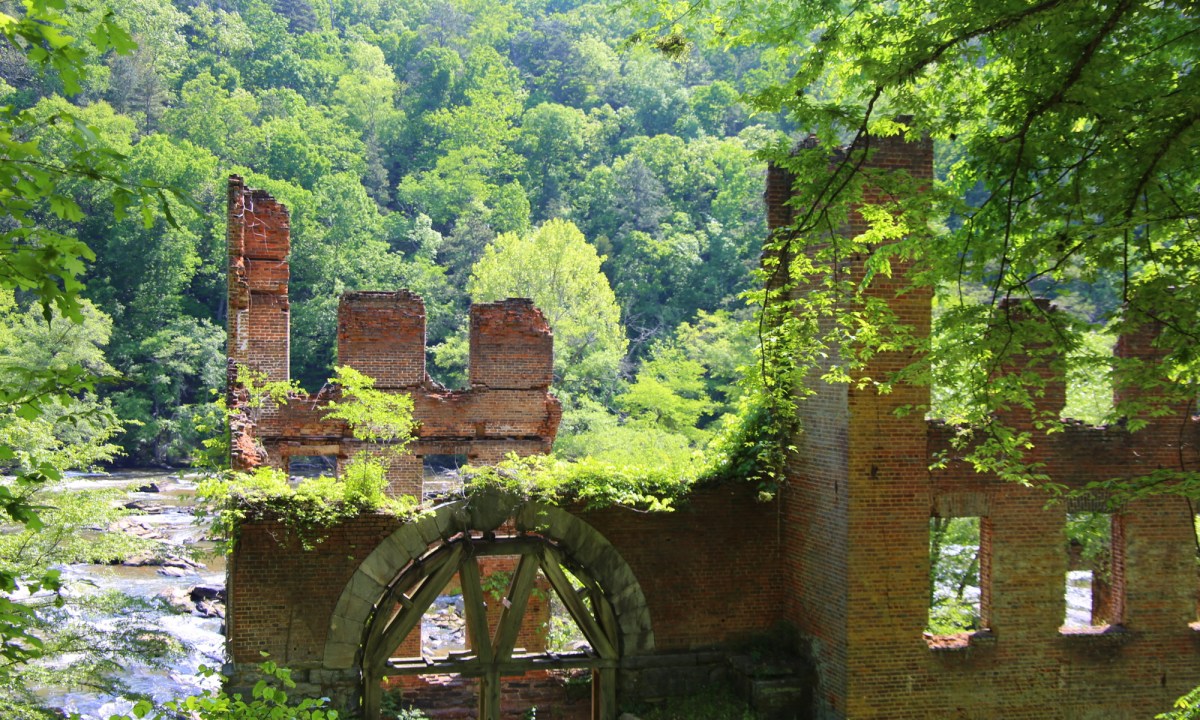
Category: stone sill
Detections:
[
  {"x1": 924, "y1": 629, "x2": 996, "y2": 653},
  {"x1": 1058, "y1": 624, "x2": 1131, "y2": 647}
]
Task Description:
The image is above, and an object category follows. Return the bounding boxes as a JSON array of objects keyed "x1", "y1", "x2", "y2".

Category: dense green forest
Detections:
[
  {"x1": 0, "y1": 0, "x2": 785, "y2": 469},
  {"x1": 1, "y1": 0, "x2": 1198, "y2": 717}
]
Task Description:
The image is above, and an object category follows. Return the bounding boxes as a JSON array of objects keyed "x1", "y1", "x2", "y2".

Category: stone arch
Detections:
[{"x1": 322, "y1": 491, "x2": 654, "y2": 717}]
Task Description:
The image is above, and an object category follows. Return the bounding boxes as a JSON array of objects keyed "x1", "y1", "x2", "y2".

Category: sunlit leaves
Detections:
[
  {"x1": 468, "y1": 219, "x2": 628, "y2": 396},
  {"x1": 634, "y1": 0, "x2": 1200, "y2": 488}
]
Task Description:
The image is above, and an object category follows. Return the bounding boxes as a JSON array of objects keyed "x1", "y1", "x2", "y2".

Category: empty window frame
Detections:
[
  {"x1": 1063, "y1": 510, "x2": 1125, "y2": 629},
  {"x1": 422, "y1": 454, "x2": 467, "y2": 500},
  {"x1": 287, "y1": 454, "x2": 337, "y2": 480},
  {"x1": 928, "y1": 515, "x2": 989, "y2": 635}
]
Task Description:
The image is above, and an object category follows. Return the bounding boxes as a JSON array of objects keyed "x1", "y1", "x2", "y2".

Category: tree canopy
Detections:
[
  {"x1": 468, "y1": 218, "x2": 628, "y2": 396},
  {"x1": 637, "y1": 0, "x2": 1200, "y2": 483}
]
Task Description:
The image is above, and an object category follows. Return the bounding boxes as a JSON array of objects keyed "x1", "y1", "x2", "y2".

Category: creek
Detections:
[
  {"x1": 41, "y1": 470, "x2": 225, "y2": 719},
  {"x1": 35, "y1": 469, "x2": 482, "y2": 719}
]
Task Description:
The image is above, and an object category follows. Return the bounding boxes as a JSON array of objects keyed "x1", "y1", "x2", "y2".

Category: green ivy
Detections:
[{"x1": 198, "y1": 466, "x2": 419, "y2": 552}]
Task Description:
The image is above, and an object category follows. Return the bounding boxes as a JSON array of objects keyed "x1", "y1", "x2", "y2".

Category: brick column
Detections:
[
  {"x1": 337, "y1": 291, "x2": 427, "y2": 389},
  {"x1": 469, "y1": 299, "x2": 554, "y2": 391},
  {"x1": 227, "y1": 175, "x2": 291, "y2": 383},
  {"x1": 993, "y1": 297, "x2": 1067, "y2": 431},
  {"x1": 771, "y1": 128, "x2": 934, "y2": 717}
]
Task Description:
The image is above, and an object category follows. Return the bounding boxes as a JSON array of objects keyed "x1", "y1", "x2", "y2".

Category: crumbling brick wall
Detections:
[
  {"x1": 225, "y1": 176, "x2": 562, "y2": 498},
  {"x1": 225, "y1": 175, "x2": 562, "y2": 690},
  {"x1": 226, "y1": 127, "x2": 1200, "y2": 720},
  {"x1": 770, "y1": 132, "x2": 1200, "y2": 719},
  {"x1": 225, "y1": 483, "x2": 782, "y2": 709}
]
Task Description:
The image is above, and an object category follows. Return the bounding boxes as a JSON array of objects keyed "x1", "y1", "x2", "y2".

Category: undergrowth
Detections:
[
  {"x1": 197, "y1": 464, "x2": 421, "y2": 551},
  {"x1": 202, "y1": 362, "x2": 792, "y2": 550}
]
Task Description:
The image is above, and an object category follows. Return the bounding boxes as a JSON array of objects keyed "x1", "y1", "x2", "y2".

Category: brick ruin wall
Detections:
[
  {"x1": 227, "y1": 129, "x2": 1200, "y2": 719},
  {"x1": 225, "y1": 175, "x2": 565, "y2": 693},
  {"x1": 227, "y1": 485, "x2": 781, "y2": 700},
  {"x1": 770, "y1": 133, "x2": 1200, "y2": 719},
  {"x1": 223, "y1": 178, "x2": 787, "y2": 715},
  {"x1": 225, "y1": 175, "x2": 562, "y2": 495}
]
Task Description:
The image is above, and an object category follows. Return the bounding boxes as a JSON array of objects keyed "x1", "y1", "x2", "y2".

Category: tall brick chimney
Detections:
[
  {"x1": 469, "y1": 299, "x2": 554, "y2": 391},
  {"x1": 994, "y1": 297, "x2": 1068, "y2": 429},
  {"x1": 227, "y1": 175, "x2": 291, "y2": 383},
  {"x1": 770, "y1": 126, "x2": 934, "y2": 717}
]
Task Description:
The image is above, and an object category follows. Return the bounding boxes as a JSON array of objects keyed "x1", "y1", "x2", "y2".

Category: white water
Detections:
[
  {"x1": 36, "y1": 470, "x2": 226, "y2": 719},
  {"x1": 1063, "y1": 569, "x2": 1094, "y2": 627}
]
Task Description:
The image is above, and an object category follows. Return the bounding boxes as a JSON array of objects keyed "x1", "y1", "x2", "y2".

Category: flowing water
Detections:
[
  {"x1": 30, "y1": 471, "x2": 1098, "y2": 717},
  {"x1": 38, "y1": 470, "x2": 226, "y2": 719},
  {"x1": 32, "y1": 470, "x2": 482, "y2": 718}
]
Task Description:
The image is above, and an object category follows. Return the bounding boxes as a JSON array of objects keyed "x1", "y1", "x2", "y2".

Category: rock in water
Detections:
[
  {"x1": 189, "y1": 585, "x2": 225, "y2": 603},
  {"x1": 158, "y1": 587, "x2": 197, "y2": 614}
]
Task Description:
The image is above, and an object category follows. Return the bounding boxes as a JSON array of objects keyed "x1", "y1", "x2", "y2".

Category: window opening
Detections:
[
  {"x1": 423, "y1": 454, "x2": 467, "y2": 499},
  {"x1": 1063, "y1": 511, "x2": 1119, "y2": 629},
  {"x1": 1063, "y1": 331, "x2": 1116, "y2": 424},
  {"x1": 287, "y1": 454, "x2": 336, "y2": 481},
  {"x1": 927, "y1": 516, "x2": 984, "y2": 636}
]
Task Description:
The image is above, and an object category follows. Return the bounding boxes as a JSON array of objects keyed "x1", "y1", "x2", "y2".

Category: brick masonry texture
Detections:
[
  {"x1": 224, "y1": 176, "x2": 562, "y2": 496},
  {"x1": 227, "y1": 126, "x2": 1200, "y2": 720},
  {"x1": 226, "y1": 485, "x2": 779, "y2": 684},
  {"x1": 770, "y1": 133, "x2": 1200, "y2": 719}
]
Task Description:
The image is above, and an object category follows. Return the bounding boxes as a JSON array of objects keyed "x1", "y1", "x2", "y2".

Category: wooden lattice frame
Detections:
[{"x1": 322, "y1": 492, "x2": 653, "y2": 720}]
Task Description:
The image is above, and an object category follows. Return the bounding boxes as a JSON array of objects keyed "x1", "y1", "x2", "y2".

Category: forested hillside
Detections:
[{"x1": 0, "y1": 0, "x2": 785, "y2": 466}]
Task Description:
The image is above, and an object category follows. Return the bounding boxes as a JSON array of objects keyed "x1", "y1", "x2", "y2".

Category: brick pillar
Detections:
[
  {"x1": 840, "y1": 130, "x2": 935, "y2": 718},
  {"x1": 765, "y1": 163, "x2": 796, "y2": 233},
  {"x1": 772, "y1": 127, "x2": 934, "y2": 717},
  {"x1": 1114, "y1": 306, "x2": 1192, "y2": 424},
  {"x1": 337, "y1": 291, "x2": 427, "y2": 389},
  {"x1": 469, "y1": 299, "x2": 554, "y2": 390},
  {"x1": 227, "y1": 175, "x2": 291, "y2": 383}
]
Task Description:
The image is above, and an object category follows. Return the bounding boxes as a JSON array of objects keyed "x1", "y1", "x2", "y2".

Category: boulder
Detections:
[{"x1": 158, "y1": 587, "x2": 197, "y2": 614}]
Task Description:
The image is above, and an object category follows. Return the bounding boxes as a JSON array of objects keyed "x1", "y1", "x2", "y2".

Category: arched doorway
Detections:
[{"x1": 322, "y1": 491, "x2": 654, "y2": 719}]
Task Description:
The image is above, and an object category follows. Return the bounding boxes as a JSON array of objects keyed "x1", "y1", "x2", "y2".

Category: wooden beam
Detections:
[
  {"x1": 363, "y1": 680, "x2": 382, "y2": 720},
  {"x1": 540, "y1": 546, "x2": 616, "y2": 659},
  {"x1": 381, "y1": 652, "x2": 614, "y2": 677},
  {"x1": 480, "y1": 669, "x2": 501, "y2": 720},
  {"x1": 491, "y1": 552, "x2": 539, "y2": 661},
  {"x1": 366, "y1": 547, "x2": 452, "y2": 643},
  {"x1": 458, "y1": 549, "x2": 494, "y2": 664},
  {"x1": 594, "y1": 668, "x2": 617, "y2": 720},
  {"x1": 366, "y1": 543, "x2": 463, "y2": 668},
  {"x1": 594, "y1": 588, "x2": 619, "y2": 656}
]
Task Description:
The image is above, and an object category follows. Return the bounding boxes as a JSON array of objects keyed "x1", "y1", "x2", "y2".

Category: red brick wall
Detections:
[
  {"x1": 770, "y1": 132, "x2": 1200, "y2": 718},
  {"x1": 772, "y1": 131, "x2": 935, "y2": 715},
  {"x1": 470, "y1": 299, "x2": 554, "y2": 390},
  {"x1": 578, "y1": 484, "x2": 783, "y2": 652},
  {"x1": 338, "y1": 291, "x2": 427, "y2": 389},
  {"x1": 225, "y1": 142, "x2": 1200, "y2": 718},
  {"x1": 227, "y1": 514, "x2": 401, "y2": 664},
  {"x1": 224, "y1": 177, "x2": 562, "y2": 486},
  {"x1": 228, "y1": 175, "x2": 291, "y2": 383},
  {"x1": 228, "y1": 483, "x2": 779, "y2": 667}
]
